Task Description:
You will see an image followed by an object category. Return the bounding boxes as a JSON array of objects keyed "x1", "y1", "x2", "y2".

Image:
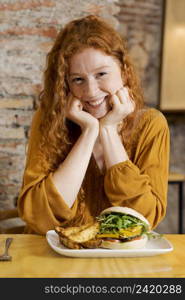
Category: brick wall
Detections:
[{"x1": 117, "y1": 0, "x2": 163, "y2": 106}]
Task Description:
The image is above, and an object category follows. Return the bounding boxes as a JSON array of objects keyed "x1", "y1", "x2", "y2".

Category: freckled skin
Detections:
[{"x1": 68, "y1": 48, "x2": 123, "y2": 119}]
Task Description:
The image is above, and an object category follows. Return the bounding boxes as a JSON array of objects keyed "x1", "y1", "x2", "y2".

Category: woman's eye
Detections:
[
  {"x1": 97, "y1": 72, "x2": 107, "y2": 78},
  {"x1": 72, "y1": 78, "x2": 84, "y2": 84}
]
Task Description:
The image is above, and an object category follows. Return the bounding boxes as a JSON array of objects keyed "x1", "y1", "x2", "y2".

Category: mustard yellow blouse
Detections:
[{"x1": 18, "y1": 107, "x2": 170, "y2": 235}]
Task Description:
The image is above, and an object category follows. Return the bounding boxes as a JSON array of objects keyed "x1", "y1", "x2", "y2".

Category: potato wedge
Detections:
[
  {"x1": 55, "y1": 221, "x2": 100, "y2": 249},
  {"x1": 55, "y1": 222, "x2": 95, "y2": 238},
  {"x1": 59, "y1": 236, "x2": 82, "y2": 249},
  {"x1": 69, "y1": 222, "x2": 100, "y2": 243},
  {"x1": 81, "y1": 238, "x2": 102, "y2": 249}
]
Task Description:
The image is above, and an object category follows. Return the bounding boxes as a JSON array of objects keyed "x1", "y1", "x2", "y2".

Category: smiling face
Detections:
[{"x1": 67, "y1": 48, "x2": 123, "y2": 119}]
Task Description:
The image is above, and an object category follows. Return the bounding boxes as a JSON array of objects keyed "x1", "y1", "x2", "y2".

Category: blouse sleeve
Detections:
[
  {"x1": 17, "y1": 107, "x2": 79, "y2": 234},
  {"x1": 104, "y1": 110, "x2": 170, "y2": 229}
]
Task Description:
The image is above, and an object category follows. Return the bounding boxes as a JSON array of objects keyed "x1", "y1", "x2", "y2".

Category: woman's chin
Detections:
[
  {"x1": 90, "y1": 110, "x2": 108, "y2": 119},
  {"x1": 87, "y1": 104, "x2": 111, "y2": 119},
  {"x1": 97, "y1": 112, "x2": 108, "y2": 120}
]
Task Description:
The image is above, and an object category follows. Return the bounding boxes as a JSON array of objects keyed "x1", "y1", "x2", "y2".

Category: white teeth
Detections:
[{"x1": 88, "y1": 98, "x2": 104, "y2": 106}]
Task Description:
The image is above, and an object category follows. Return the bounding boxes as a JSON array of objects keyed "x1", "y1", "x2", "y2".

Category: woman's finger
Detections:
[
  {"x1": 67, "y1": 94, "x2": 82, "y2": 112},
  {"x1": 124, "y1": 88, "x2": 135, "y2": 106},
  {"x1": 116, "y1": 87, "x2": 135, "y2": 113},
  {"x1": 116, "y1": 87, "x2": 126, "y2": 104},
  {"x1": 125, "y1": 87, "x2": 133, "y2": 104},
  {"x1": 72, "y1": 98, "x2": 83, "y2": 111},
  {"x1": 109, "y1": 94, "x2": 120, "y2": 107},
  {"x1": 124, "y1": 88, "x2": 135, "y2": 112}
]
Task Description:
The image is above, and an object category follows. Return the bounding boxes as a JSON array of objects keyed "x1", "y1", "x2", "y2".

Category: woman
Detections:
[{"x1": 18, "y1": 15, "x2": 170, "y2": 235}]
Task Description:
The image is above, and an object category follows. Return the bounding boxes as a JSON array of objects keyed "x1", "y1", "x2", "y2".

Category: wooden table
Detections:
[{"x1": 0, "y1": 234, "x2": 185, "y2": 278}]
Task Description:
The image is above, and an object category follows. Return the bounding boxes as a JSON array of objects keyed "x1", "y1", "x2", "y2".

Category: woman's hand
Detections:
[
  {"x1": 99, "y1": 87, "x2": 135, "y2": 129},
  {"x1": 66, "y1": 93, "x2": 99, "y2": 132}
]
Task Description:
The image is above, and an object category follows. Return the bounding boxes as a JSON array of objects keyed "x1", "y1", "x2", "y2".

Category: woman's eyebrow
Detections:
[{"x1": 69, "y1": 65, "x2": 110, "y2": 76}]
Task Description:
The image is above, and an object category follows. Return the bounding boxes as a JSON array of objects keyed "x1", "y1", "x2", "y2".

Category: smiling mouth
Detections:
[{"x1": 86, "y1": 96, "x2": 108, "y2": 108}]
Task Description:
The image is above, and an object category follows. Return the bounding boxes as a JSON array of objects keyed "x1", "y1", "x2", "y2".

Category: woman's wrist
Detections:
[
  {"x1": 82, "y1": 123, "x2": 99, "y2": 138},
  {"x1": 99, "y1": 123, "x2": 129, "y2": 167},
  {"x1": 99, "y1": 123, "x2": 118, "y2": 135}
]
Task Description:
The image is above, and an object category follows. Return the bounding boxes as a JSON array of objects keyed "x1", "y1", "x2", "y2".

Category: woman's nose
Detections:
[{"x1": 83, "y1": 78, "x2": 99, "y2": 99}]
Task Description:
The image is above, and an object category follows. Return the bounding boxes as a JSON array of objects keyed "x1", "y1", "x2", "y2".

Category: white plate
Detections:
[{"x1": 46, "y1": 230, "x2": 173, "y2": 258}]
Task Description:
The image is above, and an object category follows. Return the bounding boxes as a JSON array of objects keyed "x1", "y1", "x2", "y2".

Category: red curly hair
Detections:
[{"x1": 38, "y1": 15, "x2": 144, "y2": 172}]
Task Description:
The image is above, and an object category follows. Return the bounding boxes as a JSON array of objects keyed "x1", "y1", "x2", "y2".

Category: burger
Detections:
[{"x1": 96, "y1": 206, "x2": 150, "y2": 249}]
